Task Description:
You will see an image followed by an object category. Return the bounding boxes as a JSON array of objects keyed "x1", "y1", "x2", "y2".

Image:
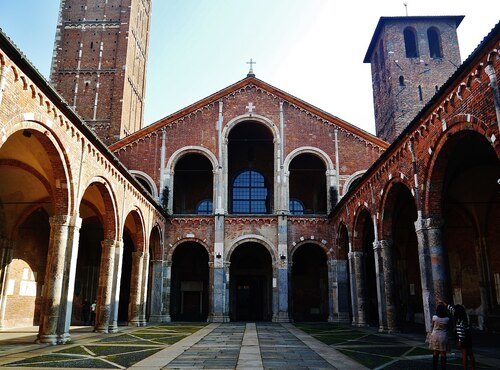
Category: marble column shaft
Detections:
[
  {"x1": 379, "y1": 240, "x2": 397, "y2": 332},
  {"x1": 414, "y1": 217, "x2": 450, "y2": 333},
  {"x1": 128, "y1": 250, "x2": 144, "y2": 326},
  {"x1": 350, "y1": 251, "x2": 368, "y2": 326},
  {"x1": 373, "y1": 241, "x2": 386, "y2": 332},
  {"x1": 0, "y1": 239, "x2": 13, "y2": 328},
  {"x1": 37, "y1": 215, "x2": 70, "y2": 344},
  {"x1": 162, "y1": 261, "x2": 172, "y2": 322},
  {"x1": 148, "y1": 259, "x2": 166, "y2": 322},
  {"x1": 109, "y1": 241, "x2": 123, "y2": 332},
  {"x1": 95, "y1": 239, "x2": 116, "y2": 333},
  {"x1": 139, "y1": 252, "x2": 150, "y2": 326}
]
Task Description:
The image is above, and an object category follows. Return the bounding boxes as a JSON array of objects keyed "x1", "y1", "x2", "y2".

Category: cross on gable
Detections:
[
  {"x1": 246, "y1": 58, "x2": 256, "y2": 77},
  {"x1": 246, "y1": 102, "x2": 255, "y2": 113}
]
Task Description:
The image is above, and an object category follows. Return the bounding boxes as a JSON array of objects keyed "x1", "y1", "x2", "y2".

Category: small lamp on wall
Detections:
[
  {"x1": 216, "y1": 252, "x2": 222, "y2": 259},
  {"x1": 280, "y1": 254, "x2": 286, "y2": 261}
]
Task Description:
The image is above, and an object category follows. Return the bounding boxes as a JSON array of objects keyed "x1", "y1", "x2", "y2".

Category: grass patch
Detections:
[
  {"x1": 337, "y1": 348, "x2": 390, "y2": 369},
  {"x1": 55, "y1": 346, "x2": 89, "y2": 355},
  {"x1": 405, "y1": 346, "x2": 432, "y2": 357},
  {"x1": 106, "y1": 348, "x2": 161, "y2": 368},
  {"x1": 86, "y1": 345, "x2": 158, "y2": 356}
]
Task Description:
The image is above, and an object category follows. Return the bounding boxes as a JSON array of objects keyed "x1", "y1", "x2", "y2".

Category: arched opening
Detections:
[
  {"x1": 230, "y1": 242, "x2": 272, "y2": 321},
  {"x1": 432, "y1": 131, "x2": 500, "y2": 329},
  {"x1": 228, "y1": 121, "x2": 274, "y2": 214},
  {"x1": 146, "y1": 225, "x2": 162, "y2": 321},
  {"x1": 289, "y1": 154, "x2": 327, "y2": 214},
  {"x1": 118, "y1": 230, "x2": 133, "y2": 323},
  {"x1": 173, "y1": 153, "x2": 213, "y2": 214},
  {"x1": 383, "y1": 183, "x2": 423, "y2": 330},
  {"x1": 170, "y1": 242, "x2": 209, "y2": 321},
  {"x1": 354, "y1": 209, "x2": 378, "y2": 327},
  {"x1": 0, "y1": 129, "x2": 68, "y2": 329},
  {"x1": 337, "y1": 224, "x2": 352, "y2": 322},
  {"x1": 404, "y1": 27, "x2": 419, "y2": 58},
  {"x1": 291, "y1": 243, "x2": 328, "y2": 321},
  {"x1": 427, "y1": 27, "x2": 443, "y2": 58}
]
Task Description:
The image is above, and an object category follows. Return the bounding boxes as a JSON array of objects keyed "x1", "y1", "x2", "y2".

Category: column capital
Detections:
[
  {"x1": 373, "y1": 239, "x2": 393, "y2": 250},
  {"x1": 49, "y1": 214, "x2": 70, "y2": 227},
  {"x1": 414, "y1": 216, "x2": 442, "y2": 231},
  {"x1": 348, "y1": 251, "x2": 364, "y2": 259},
  {"x1": 101, "y1": 239, "x2": 117, "y2": 249}
]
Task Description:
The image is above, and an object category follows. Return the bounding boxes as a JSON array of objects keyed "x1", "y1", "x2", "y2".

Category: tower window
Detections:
[
  {"x1": 418, "y1": 85, "x2": 423, "y2": 102},
  {"x1": 399, "y1": 76, "x2": 405, "y2": 86},
  {"x1": 427, "y1": 27, "x2": 443, "y2": 58},
  {"x1": 404, "y1": 28, "x2": 419, "y2": 58}
]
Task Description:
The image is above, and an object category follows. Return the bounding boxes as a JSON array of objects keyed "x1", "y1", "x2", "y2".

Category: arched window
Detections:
[
  {"x1": 404, "y1": 28, "x2": 419, "y2": 58},
  {"x1": 232, "y1": 170, "x2": 268, "y2": 214},
  {"x1": 399, "y1": 76, "x2": 405, "y2": 87},
  {"x1": 427, "y1": 27, "x2": 442, "y2": 58},
  {"x1": 289, "y1": 199, "x2": 305, "y2": 215},
  {"x1": 196, "y1": 199, "x2": 213, "y2": 215}
]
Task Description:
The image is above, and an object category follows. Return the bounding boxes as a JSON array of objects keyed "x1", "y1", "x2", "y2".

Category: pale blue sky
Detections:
[{"x1": 0, "y1": 1, "x2": 498, "y2": 134}]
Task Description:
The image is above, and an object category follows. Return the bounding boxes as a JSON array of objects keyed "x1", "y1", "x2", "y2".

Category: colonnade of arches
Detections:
[
  {"x1": 166, "y1": 239, "x2": 331, "y2": 323},
  {"x1": 338, "y1": 129, "x2": 500, "y2": 332},
  {"x1": 0, "y1": 122, "x2": 164, "y2": 344}
]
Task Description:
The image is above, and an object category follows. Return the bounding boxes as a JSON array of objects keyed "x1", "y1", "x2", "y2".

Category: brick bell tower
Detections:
[
  {"x1": 364, "y1": 16, "x2": 464, "y2": 143},
  {"x1": 50, "y1": 0, "x2": 151, "y2": 145}
]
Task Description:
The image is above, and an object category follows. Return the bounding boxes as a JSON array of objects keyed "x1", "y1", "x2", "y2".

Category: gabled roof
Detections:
[
  {"x1": 364, "y1": 15, "x2": 464, "y2": 63},
  {"x1": 110, "y1": 76, "x2": 389, "y2": 151}
]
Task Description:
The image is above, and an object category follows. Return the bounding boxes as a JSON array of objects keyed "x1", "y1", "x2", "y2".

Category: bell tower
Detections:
[
  {"x1": 364, "y1": 16, "x2": 464, "y2": 143},
  {"x1": 50, "y1": 0, "x2": 152, "y2": 145}
]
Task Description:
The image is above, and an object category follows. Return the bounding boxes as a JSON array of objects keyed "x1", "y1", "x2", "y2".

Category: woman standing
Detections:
[{"x1": 429, "y1": 303, "x2": 450, "y2": 370}]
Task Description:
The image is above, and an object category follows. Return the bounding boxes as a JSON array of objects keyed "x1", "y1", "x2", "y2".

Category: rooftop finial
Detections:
[
  {"x1": 246, "y1": 58, "x2": 256, "y2": 77},
  {"x1": 403, "y1": 2, "x2": 408, "y2": 16}
]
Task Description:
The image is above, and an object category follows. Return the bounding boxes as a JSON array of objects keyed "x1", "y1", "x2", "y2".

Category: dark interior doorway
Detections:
[{"x1": 230, "y1": 242, "x2": 272, "y2": 321}]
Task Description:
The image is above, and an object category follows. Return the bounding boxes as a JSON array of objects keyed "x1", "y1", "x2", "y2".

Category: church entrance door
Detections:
[{"x1": 230, "y1": 242, "x2": 272, "y2": 321}]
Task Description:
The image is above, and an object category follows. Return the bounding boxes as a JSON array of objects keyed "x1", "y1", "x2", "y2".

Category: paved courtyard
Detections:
[{"x1": 0, "y1": 322, "x2": 499, "y2": 369}]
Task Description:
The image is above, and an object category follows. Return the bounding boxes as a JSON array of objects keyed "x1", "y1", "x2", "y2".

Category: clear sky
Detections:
[{"x1": 0, "y1": 1, "x2": 498, "y2": 134}]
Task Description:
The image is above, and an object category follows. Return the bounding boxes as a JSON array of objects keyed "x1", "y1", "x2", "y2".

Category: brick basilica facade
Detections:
[{"x1": 0, "y1": 1, "x2": 499, "y2": 344}]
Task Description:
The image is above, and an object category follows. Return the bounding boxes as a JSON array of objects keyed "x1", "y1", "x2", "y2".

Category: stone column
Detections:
[
  {"x1": 37, "y1": 215, "x2": 70, "y2": 344},
  {"x1": 414, "y1": 217, "x2": 450, "y2": 333},
  {"x1": 162, "y1": 261, "x2": 172, "y2": 322},
  {"x1": 378, "y1": 240, "x2": 398, "y2": 332},
  {"x1": 95, "y1": 239, "x2": 116, "y2": 333},
  {"x1": 57, "y1": 215, "x2": 82, "y2": 343},
  {"x1": 349, "y1": 251, "x2": 368, "y2": 327},
  {"x1": 373, "y1": 241, "x2": 387, "y2": 332},
  {"x1": 328, "y1": 259, "x2": 350, "y2": 323},
  {"x1": 0, "y1": 239, "x2": 13, "y2": 329},
  {"x1": 109, "y1": 241, "x2": 123, "y2": 332},
  {"x1": 139, "y1": 252, "x2": 150, "y2": 326},
  {"x1": 148, "y1": 259, "x2": 165, "y2": 322},
  {"x1": 274, "y1": 215, "x2": 289, "y2": 322},
  {"x1": 209, "y1": 259, "x2": 230, "y2": 322},
  {"x1": 128, "y1": 251, "x2": 144, "y2": 326}
]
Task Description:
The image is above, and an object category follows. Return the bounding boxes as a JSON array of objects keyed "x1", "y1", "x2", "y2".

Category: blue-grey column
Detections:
[
  {"x1": 162, "y1": 261, "x2": 172, "y2": 322},
  {"x1": 274, "y1": 214, "x2": 289, "y2": 322},
  {"x1": 328, "y1": 259, "x2": 350, "y2": 323},
  {"x1": 380, "y1": 239, "x2": 398, "y2": 332},
  {"x1": 414, "y1": 217, "x2": 450, "y2": 333},
  {"x1": 57, "y1": 216, "x2": 82, "y2": 343},
  {"x1": 373, "y1": 241, "x2": 387, "y2": 332},
  {"x1": 148, "y1": 259, "x2": 166, "y2": 322},
  {"x1": 109, "y1": 241, "x2": 123, "y2": 332},
  {"x1": 348, "y1": 252, "x2": 358, "y2": 325},
  {"x1": 209, "y1": 210, "x2": 229, "y2": 322},
  {"x1": 349, "y1": 251, "x2": 368, "y2": 327},
  {"x1": 37, "y1": 215, "x2": 70, "y2": 344}
]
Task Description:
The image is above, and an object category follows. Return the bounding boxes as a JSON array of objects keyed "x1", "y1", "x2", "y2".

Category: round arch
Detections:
[
  {"x1": 130, "y1": 170, "x2": 158, "y2": 199},
  {"x1": 226, "y1": 234, "x2": 277, "y2": 264},
  {"x1": 79, "y1": 176, "x2": 119, "y2": 241},
  {"x1": 284, "y1": 146, "x2": 334, "y2": 173},
  {"x1": 223, "y1": 114, "x2": 280, "y2": 142},
  {"x1": 343, "y1": 170, "x2": 366, "y2": 196},
  {"x1": 379, "y1": 178, "x2": 416, "y2": 239},
  {"x1": 165, "y1": 146, "x2": 218, "y2": 174},
  {"x1": 167, "y1": 237, "x2": 212, "y2": 263}
]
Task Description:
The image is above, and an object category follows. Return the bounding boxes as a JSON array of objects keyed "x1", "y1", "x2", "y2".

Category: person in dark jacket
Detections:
[{"x1": 440, "y1": 300, "x2": 476, "y2": 370}]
